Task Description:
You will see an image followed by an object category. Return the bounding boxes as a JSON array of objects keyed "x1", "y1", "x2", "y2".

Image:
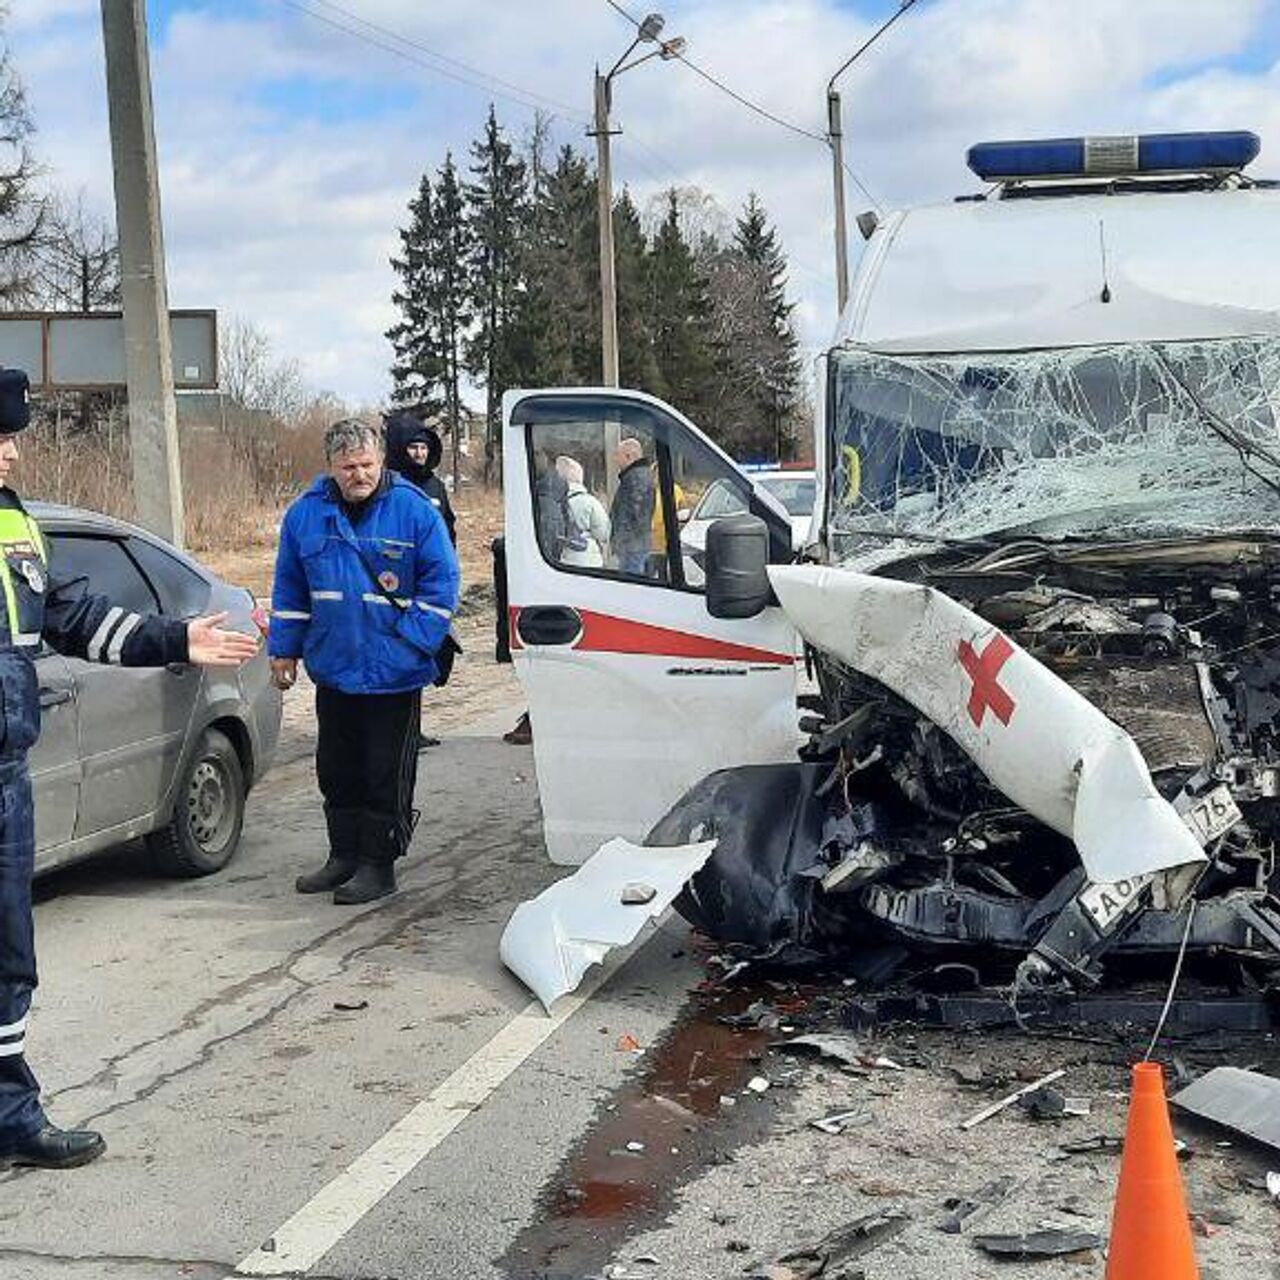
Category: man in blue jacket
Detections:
[
  {"x1": 0, "y1": 368, "x2": 261, "y2": 1170},
  {"x1": 269, "y1": 418, "x2": 461, "y2": 904}
]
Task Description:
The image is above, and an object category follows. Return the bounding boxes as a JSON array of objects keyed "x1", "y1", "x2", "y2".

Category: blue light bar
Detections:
[{"x1": 967, "y1": 131, "x2": 1261, "y2": 182}]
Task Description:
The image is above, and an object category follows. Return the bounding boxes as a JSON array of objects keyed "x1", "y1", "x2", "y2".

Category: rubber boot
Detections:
[
  {"x1": 296, "y1": 807, "x2": 360, "y2": 894},
  {"x1": 332, "y1": 860, "x2": 397, "y2": 905},
  {"x1": 333, "y1": 811, "x2": 400, "y2": 905}
]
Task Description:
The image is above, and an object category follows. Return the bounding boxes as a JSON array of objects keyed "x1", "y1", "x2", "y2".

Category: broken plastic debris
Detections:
[
  {"x1": 768, "y1": 565, "x2": 1208, "y2": 887},
  {"x1": 625, "y1": 1140, "x2": 645, "y2": 1153},
  {"x1": 973, "y1": 1228, "x2": 1104, "y2": 1258},
  {"x1": 1172, "y1": 1066, "x2": 1280, "y2": 1152},
  {"x1": 939, "y1": 1174, "x2": 1016, "y2": 1234},
  {"x1": 810, "y1": 1108, "x2": 870, "y2": 1136},
  {"x1": 499, "y1": 837, "x2": 717, "y2": 1011},
  {"x1": 961, "y1": 1069, "x2": 1068, "y2": 1131},
  {"x1": 621, "y1": 882, "x2": 657, "y2": 905},
  {"x1": 616, "y1": 1033, "x2": 643, "y2": 1053},
  {"x1": 772, "y1": 1033, "x2": 865, "y2": 1068},
  {"x1": 746, "y1": 1076, "x2": 771, "y2": 1094}
]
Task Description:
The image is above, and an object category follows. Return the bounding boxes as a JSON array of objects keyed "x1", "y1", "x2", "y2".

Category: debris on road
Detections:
[
  {"x1": 616, "y1": 1032, "x2": 643, "y2": 1053},
  {"x1": 960, "y1": 1068, "x2": 1068, "y2": 1130},
  {"x1": 746, "y1": 1075, "x2": 771, "y2": 1094},
  {"x1": 938, "y1": 1174, "x2": 1017, "y2": 1234},
  {"x1": 332, "y1": 999, "x2": 369, "y2": 1012},
  {"x1": 1172, "y1": 1066, "x2": 1280, "y2": 1151},
  {"x1": 809, "y1": 1108, "x2": 870, "y2": 1136},
  {"x1": 754, "y1": 1210, "x2": 909, "y2": 1279},
  {"x1": 499, "y1": 837, "x2": 717, "y2": 1011},
  {"x1": 1267, "y1": 1171, "x2": 1280, "y2": 1201},
  {"x1": 972, "y1": 1227, "x2": 1105, "y2": 1258}
]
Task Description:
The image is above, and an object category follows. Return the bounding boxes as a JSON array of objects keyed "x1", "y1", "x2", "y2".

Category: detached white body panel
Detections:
[
  {"x1": 769, "y1": 564, "x2": 1207, "y2": 885},
  {"x1": 500, "y1": 838, "x2": 717, "y2": 1012}
]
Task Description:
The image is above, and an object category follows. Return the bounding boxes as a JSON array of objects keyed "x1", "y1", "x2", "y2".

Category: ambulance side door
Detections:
[{"x1": 503, "y1": 389, "x2": 800, "y2": 866}]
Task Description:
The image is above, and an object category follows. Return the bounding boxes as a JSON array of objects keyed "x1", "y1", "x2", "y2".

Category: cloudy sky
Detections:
[{"x1": 8, "y1": 0, "x2": 1280, "y2": 405}]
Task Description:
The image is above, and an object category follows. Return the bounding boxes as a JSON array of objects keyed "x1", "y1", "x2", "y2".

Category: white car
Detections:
[{"x1": 680, "y1": 469, "x2": 814, "y2": 584}]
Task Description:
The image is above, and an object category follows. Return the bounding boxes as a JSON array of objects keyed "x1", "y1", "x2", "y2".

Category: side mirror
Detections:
[{"x1": 705, "y1": 515, "x2": 772, "y2": 619}]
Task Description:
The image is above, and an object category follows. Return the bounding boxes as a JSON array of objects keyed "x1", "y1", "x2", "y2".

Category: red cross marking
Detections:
[{"x1": 957, "y1": 632, "x2": 1017, "y2": 728}]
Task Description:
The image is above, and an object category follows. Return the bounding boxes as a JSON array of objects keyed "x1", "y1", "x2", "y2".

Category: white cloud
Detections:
[{"x1": 5, "y1": 0, "x2": 1279, "y2": 405}]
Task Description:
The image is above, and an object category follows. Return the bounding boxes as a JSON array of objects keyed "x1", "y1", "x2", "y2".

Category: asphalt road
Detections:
[{"x1": 2, "y1": 708, "x2": 703, "y2": 1280}]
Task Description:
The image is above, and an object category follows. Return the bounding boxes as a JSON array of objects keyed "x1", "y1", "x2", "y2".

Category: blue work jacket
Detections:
[{"x1": 268, "y1": 474, "x2": 461, "y2": 694}]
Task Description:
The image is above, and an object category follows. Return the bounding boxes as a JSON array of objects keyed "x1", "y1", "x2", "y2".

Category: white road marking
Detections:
[{"x1": 235, "y1": 945, "x2": 638, "y2": 1276}]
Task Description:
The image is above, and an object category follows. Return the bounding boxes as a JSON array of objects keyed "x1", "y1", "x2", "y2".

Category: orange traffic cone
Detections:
[{"x1": 1105, "y1": 1061, "x2": 1200, "y2": 1279}]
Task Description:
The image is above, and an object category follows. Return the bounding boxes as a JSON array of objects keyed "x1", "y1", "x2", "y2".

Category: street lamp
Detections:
[
  {"x1": 592, "y1": 13, "x2": 686, "y2": 387},
  {"x1": 827, "y1": 0, "x2": 920, "y2": 315}
]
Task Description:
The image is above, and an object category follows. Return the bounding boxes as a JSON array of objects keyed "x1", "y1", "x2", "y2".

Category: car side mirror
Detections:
[{"x1": 705, "y1": 515, "x2": 773, "y2": 619}]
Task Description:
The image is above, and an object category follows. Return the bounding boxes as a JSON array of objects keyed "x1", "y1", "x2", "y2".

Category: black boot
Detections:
[
  {"x1": 333, "y1": 811, "x2": 401, "y2": 905},
  {"x1": 296, "y1": 856, "x2": 356, "y2": 894},
  {"x1": 296, "y1": 807, "x2": 361, "y2": 893},
  {"x1": 332, "y1": 860, "x2": 397, "y2": 904},
  {"x1": 2, "y1": 1124, "x2": 106, "y2": 1169}
]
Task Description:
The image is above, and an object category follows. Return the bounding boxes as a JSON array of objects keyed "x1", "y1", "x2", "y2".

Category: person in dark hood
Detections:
[{"x1": 384, "y1": 411, "x2": 457, "y2": 545}]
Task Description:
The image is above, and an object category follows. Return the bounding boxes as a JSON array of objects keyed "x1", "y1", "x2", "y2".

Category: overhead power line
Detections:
[
  {"x1": 280, "y1": 0, "x2": 590, "y2": 122},
  {"x1": 601, "y1": 0, "x2": 880, "y2": 205}
]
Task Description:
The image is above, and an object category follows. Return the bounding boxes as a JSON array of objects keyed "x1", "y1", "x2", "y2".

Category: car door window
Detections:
[
  {"x1": 48, "y1": 534, "x2": 161, "y2": 614},
  {"x1": 127, "y1": 537, "x2": 212, "y2": 617},
  {"x1": 521, "y1": 396, "x2": 750, "y2": 594}
]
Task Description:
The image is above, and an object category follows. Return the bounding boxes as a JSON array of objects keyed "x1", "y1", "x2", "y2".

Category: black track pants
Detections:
[{"x1": 315, "y1": 686, "x2": 421, "y2": 863}]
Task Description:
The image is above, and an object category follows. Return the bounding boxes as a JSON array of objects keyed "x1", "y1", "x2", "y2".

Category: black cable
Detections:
[{"x1": 280, "y1": 0, "x2": 590, "y2": 121}]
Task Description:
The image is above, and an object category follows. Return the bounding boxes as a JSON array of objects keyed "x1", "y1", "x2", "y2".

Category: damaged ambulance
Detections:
[{"x1": 501, "y1": 131, "x2": 1280, "y2": 1016}]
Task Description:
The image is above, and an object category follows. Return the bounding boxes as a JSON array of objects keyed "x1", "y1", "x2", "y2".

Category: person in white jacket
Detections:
[{"x1": 555, "y1": 455, "x2": 610, "y2": 568}]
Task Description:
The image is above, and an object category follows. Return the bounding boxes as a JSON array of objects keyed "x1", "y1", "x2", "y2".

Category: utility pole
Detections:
[
  {"x1": 827, "y1": 88, "x2": 850, "y2": 315},
  {"x1": 101, "y1": 0, "x2": 184, "y2": 546},
  {"x1": 826, "y1": 0, "x2": 921, "y2": 322},
  {"x1": 592, "y1": 70, "x2": 620, "y2": 388}
]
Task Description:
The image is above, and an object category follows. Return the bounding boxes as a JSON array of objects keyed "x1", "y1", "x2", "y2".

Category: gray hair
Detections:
[{"x1": 324, "y1": 417, "x2": 383, "y2": 461}]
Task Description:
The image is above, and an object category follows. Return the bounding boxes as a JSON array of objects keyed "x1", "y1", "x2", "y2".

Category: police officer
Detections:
[
  {"x1": 269, "y1": 418, "x2": 460, "y2": 904},
  {"x1": 0, "y1": 369, "x2": 261, "y2": 1169}
]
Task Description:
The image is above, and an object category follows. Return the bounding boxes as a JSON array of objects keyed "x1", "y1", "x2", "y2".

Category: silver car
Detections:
[{"x1": 30, "y1": 503, "x2": 282, "y2": 878}]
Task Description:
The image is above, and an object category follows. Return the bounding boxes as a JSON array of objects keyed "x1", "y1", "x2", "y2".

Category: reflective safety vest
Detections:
[{"x1": 0, "y1": 505, "x2": 48, "y2": 652}]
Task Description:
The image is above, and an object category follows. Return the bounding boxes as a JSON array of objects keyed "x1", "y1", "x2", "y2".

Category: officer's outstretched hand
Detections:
[{"x1": 187, "y1": 612, "x2": 262, "y2": 667}]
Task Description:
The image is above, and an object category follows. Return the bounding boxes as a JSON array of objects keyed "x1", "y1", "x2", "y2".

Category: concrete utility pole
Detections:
[
  {"x1": 826, "y1": 0, "x2": 921, "y2": 320},
  {"x1": 101, "y1": 0, "x2": 185, "y2": 546},
  {"x1": 827, "y1": 88, "x2": 851, "y2": 315},
  {"x1": 590, "y1": 13, "x2": 685, "y2": 389},
  {"x1": 592, "y1": 70, "x2": 621, "y2": 389}
]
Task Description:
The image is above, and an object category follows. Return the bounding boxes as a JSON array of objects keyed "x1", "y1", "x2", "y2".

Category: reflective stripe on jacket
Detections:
[
  {"x1": 268, "y1": 474, "x2": 461, "y2": 694},
  {"x1": 0, "y1": 493, "x2": 190, "y2": 758}
]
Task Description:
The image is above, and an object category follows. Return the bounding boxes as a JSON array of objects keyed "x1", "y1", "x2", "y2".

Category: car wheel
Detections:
[{"x1": 146, "y1": 727, "x2": 245, "y2": 877}]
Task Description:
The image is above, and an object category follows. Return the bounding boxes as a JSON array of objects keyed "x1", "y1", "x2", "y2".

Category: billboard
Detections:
[{"x1": 0, "y1": 310, "x2": 218, "y2": 391}]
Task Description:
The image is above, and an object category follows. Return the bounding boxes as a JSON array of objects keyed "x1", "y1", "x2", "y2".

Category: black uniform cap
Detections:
[{"x1": 0, "y1": 369, "x2": 30, "y2": 434}]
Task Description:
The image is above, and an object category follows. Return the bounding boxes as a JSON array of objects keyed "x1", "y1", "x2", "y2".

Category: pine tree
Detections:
[
  {"x1": 465, "y1": 106, "x2": 529, "y2": 485},
  {"x1": 428, "y1": 153, "x2": 471, "y2": 485},
  {"x1": 521, "y1": 145, "x2": 599, "y2": 387},
  {"x1": 647, "y1": 188, "x2": 714, "y2": 423},
  {"x1": 387, "y1": 173, "x2": 445, "y2": 409},
  {"x1": 613, "y1": 188, "x2": 660, "y2": 394},
  {"x1": 734, "y1": 193, "x2": 802, "y2": 459}
]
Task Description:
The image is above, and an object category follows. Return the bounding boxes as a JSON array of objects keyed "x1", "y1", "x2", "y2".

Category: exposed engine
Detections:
[{"x1": 664, "y1": 535, "x2": 1280, "y2": 1015}]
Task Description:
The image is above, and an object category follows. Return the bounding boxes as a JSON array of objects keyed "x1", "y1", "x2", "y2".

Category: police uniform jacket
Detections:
[{"x1": 0, "y1": 491, "x2": 190, "y2": 760}]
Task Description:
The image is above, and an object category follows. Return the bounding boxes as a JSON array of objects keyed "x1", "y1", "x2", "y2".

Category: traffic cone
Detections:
[{"x1": 1105, "y1": 1061, "x2": 1200, "y2": 1279}]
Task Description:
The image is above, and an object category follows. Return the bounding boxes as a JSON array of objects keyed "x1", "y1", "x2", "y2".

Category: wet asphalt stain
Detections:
[{"x1": 498, "y1": 985, "x2": 788, "y2": 1280}]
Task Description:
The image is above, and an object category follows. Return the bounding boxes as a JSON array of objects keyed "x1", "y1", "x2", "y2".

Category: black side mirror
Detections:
[{"x1": 705, "y1": 515, "x2": 773, "y2": 619}]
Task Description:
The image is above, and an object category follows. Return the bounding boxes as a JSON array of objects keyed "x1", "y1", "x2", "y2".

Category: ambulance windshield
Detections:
[{"x1": 827, "y1": 337, "x2": 1280, "y2": 568}]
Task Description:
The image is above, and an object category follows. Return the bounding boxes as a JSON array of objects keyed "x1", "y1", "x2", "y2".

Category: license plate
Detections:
[
  {"x1": 1176, "y1": 784, "x2": 1242, "y2": 847},
  {"x1": 1079, "y1": 874, "x2": 1154, "y2": 932}
]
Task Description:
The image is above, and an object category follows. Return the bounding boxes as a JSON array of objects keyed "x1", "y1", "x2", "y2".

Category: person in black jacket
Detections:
[
  {"x1": 384, "y1": 411, "x2": 457, "y2": 545},
  {"x1": 0, "y1": 369, "x2": 260, "y2": 1170}
]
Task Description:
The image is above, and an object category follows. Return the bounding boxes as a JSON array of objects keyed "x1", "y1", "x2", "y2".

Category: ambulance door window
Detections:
[
  {"x1": 656, "y1": 430, "x2": 752, "y2": 592},
  {"x1": 526, "y1": 417, "x2": 668, "y2": 584}
]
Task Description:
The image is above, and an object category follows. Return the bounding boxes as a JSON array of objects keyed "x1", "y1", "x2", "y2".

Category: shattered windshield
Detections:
[{"x1": 828, "y1": 338, "x2": 1280, "y2": 566}]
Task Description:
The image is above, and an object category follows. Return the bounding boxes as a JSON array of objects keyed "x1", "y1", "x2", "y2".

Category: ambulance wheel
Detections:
[{"x1": 147, "y1": 728, "x2": 246, "y2": 877}]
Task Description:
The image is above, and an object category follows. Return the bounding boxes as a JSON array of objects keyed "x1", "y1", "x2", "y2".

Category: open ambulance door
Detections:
[{"x1": 503, "y1": 388, "x2": 801, "y2": 865}]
